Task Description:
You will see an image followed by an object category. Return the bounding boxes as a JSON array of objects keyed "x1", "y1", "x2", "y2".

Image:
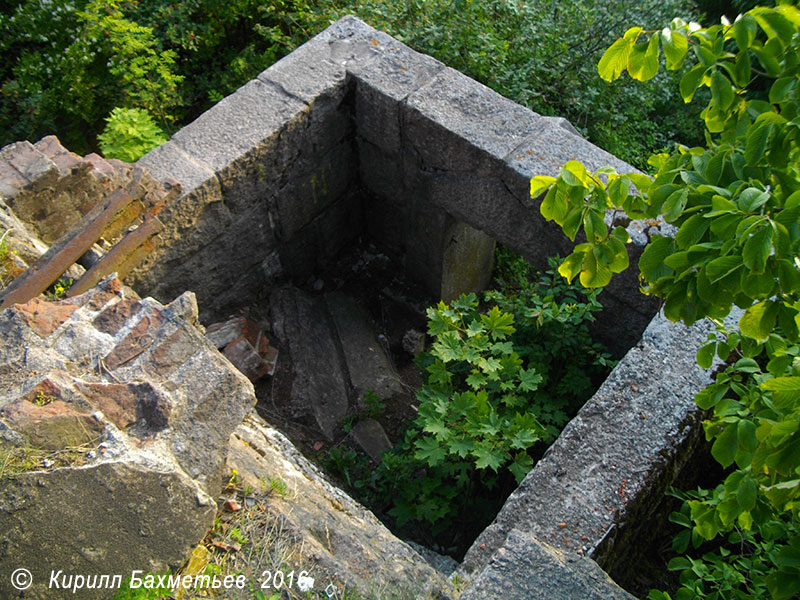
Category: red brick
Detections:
[
  {"x1": 103, "y1": 310, "x2": 165, "y2": 369},
  {"x1": 93, "y1": 299, "x2": 142, "y2": 335},
  {"x1": 11, "y1": 297, "x2": 79, "y2": 338},
  {"x1": 222, "y1": 336, "x2": 272, "y2": 382}
]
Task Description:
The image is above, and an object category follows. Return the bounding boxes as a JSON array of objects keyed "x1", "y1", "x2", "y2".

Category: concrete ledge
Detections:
[{"x1": 460, "y1": 529, "x2": 635, "y2": 600}]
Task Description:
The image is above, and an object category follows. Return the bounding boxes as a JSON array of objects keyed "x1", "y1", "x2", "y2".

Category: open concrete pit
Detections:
[{"x1": 0, "y1": 16, "x2": 725, "y2": 599}]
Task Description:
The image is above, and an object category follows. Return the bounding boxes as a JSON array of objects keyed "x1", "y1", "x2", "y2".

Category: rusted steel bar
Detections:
[
  {"x1": 66, "y1": 215, "x2": 163, "y2": 298},
  {"x1": 0, "y1": 185, "x2": 135, "y2": 311}
]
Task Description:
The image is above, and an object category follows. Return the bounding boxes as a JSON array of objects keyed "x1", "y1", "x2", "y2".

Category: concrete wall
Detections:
[{"x1": 134, "y1": 16, "x2": 660, "y2": 354}]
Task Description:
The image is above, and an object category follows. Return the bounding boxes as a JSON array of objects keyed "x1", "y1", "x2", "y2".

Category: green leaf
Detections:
[
  {"x1": 761, "y1": 377, "x2": 800, "y2": 406},
  {"x1": 580, "y1": 246, "x2": 613, "y2": 288},
  {"x1": 661, "y1": 28, "x2": 688, "y2": 70},
  {"x1": 638, "y1": 235, "x2": 675, "y2": 283},
  {"x1": 696, "y1": 342, "x2": 716, "y2": 369},
  {"x1": 753, "y1": 7, "x2": 796, "y2": 45},
  {"x1": 663, "y1": 188, "x2": 689, "y2": 222},
  {"x1": 414, "y1": 436, "x2": 447, "y2": 467},
  {"x1": 472, "y1": 444, "x2": 504, "y2": 472},
  {"x1": 628, "y1": 33, "x2": 660, "y2": 81},
  {"x1": 711, "y1": 423, "x2": 738, "y2": 468},
  {"x1": 558, "y1": 251, "x2": 584, "y2": 283},
  {"x1": 508, "y1": 452, "x2": 533, "y2": 483},
  {"x1": 598, "y1": 36, "x2": 635, "y2": 82},
  {"x1": 739, "y1": 300, "x2": 779, "y2": 341},
  {"x1": 745, "y1": 122, "x2": 773, "y2": 166},
  {"x1": 530, "y1": 176, "x2": 556, "y2": 198},
  {"x1": 734, "y1": 13, "x2": 758, "y2": 50},
  {"x1": 710, "y1": 70, "x2": 735, "y2": 111},
  {"x1": 705, "y1": 255, "x2": 743, "y2": 283},
  {"x1": 680, "y1": 63, "x2": 706, "y2": 103},
  {"x1": 770, "y1": 77, "x2": 796, "y2": 104},
  {"x1": 676, "y1": 214, "x2": 709, "y2": 249},
  {"x1": 481, "y1": 306, "x2": 515, "y2": 339},
  {"x1": 742, "y1": 225, "x2": 773, "y2": 274},
  {"x1": 517, "y1": 368, "x2": 542, "y2": 392}
]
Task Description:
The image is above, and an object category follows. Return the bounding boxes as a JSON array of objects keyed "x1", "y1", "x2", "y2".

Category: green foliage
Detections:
[
  {"x1": 534, "y1": 3, "x2": 800, "y2": 597},
  {"x1": 2, "y1": 0, "x2": 699, "y2": 165},
  {"x1": 1, "y1": 0, "x2": 182, "y2": 152},
  {"x1": 325, "y1": 256, "x2": 612, "y2": 542},
  {"x1": 98, "y1": 107, "x2": 167, "y2": 162}
]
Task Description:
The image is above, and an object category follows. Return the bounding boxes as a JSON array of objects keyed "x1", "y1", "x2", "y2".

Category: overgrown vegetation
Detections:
[
  {"x1": 324, "y1": 253, "x2": 614, "y2": 552},
  {"x1": 2, "y1": 0, "x2": 702, "y2": 165},
  {"x1": 533, "y1": 3, "x2": 800, "y2": 597}
]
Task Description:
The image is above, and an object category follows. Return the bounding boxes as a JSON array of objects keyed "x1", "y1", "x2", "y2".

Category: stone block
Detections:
[
  {"x1": 460, "y1": 529, "x2": 635, "y2": 600},
  {"x1": 421, "y1": 169, "x2": 573, "y2": 271},
  {"x1": 274, "y1": 140, "x2": 356, "y2": 239},
  {"x1": 315, "y1": 189, "x2": 363, "y2": 260},
  {"x1": 257, "y1": 35, "x2": 348, "y2": 105},
  {"x1": 0, "y1": 140, "x2": 58, "y2": 188},
  {"x1": 173, "y1": 79, "x2": 307, "y2": 177},
  {"x1": 325, "y1": 291, "x2": 404, "y2": 402},
  {"x1": 352, "y1": 41, "x2": 444, "y2": 155},
  {"x1": 0, "y1": 463, "x2": 216, "y2": 600},
  {"x1": 0, "y1": 398, "x2": 103, "y2": 451},
  {"x1": 440, "y1": 220, "x2": 495, "y2": 303},
  {"x1": 270, "y1": 287, "x2": 349, "y2": 440},
  {"x1": 351, "y1": 418, "x2": 393, "y2": 462},
  {"x1": 227, "y1": 411, "x2": 457, "y2": 599},
  {"x1": 503, "y1": 119, "x2": 638, "y2": 201},
  {"x1": 364, "y1": 191, "x2": 407, "y2": 260},
  {"x1": 404, "y1": 67, "x2": 541, "y2": 175},
  {"x1": 357, "y1": 138, "x2": 406, "y2": 206},
  {"x1": 137, "y1": 139, "x2": 216, "y2": 197}
]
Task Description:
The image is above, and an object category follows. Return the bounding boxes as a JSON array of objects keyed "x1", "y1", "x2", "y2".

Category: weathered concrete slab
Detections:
[
  {"x1": 270, "y1": 286, "x2": 349, "y2": 440},
  {"x1": 404, "y1": 66, "x2": 542, "y2": 175},
  {"x1": 325, "y1": 291, "x2": 404, "y2": 402},
  {"x1": 460, "y1": 529, "x2": 635, "y2": 600},
  {"x1": 173, "y1": 79, "x2": 306, "y2": 175},
  {"x1": 228, "y1": 411, "x2": 457, "y2": 599}
]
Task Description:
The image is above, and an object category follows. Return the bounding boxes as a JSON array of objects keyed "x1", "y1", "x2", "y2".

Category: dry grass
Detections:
[{"x1": 0, "y1": 439, "x2": 102, "y2": 479}]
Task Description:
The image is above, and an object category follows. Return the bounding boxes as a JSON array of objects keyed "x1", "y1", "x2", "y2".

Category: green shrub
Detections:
[
  {"x1": 98, "y1": 107, "x2": 167, "y2": 162},
  {"x1": 532, "y1": 3, "x2": 800, "y2": 597},
  {"x1": 324, "y1": 256, "x2": 613, "y2": 544}
]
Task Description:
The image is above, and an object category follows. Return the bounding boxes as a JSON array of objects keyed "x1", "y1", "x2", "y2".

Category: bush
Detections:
[
  {"x1": 98, "y1": 107, "x2": 167, "y2": 162},
  {"x1": 325, "y1": 255, "x2": 614, "y2": 548},
  {"x1": 533, "y1": 3, "x2": 800, "y2": 597}
]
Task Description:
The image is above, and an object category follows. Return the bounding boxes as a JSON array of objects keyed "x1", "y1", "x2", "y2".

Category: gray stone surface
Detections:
[
  {"x1": 0, "y1": 276, "x2": 255, "y2": 599},
  {"x1": 173, "y1": 79, "x2": 306, "y2": 174},
  {"x1": 460, "y1": 310, "x2": 721, "y2": 578},
  {"x1": 326, "y1": 290, "x2": 404, "y2": 402},
  {"x1": 228, "y1": 411, "x2": 457, "y2": 600},
  {"x1": 460, "y1": 529, "x2": 635, "y2": 600},
  {"x1": 0, "y1": 463, "x2": 216, "y2": 600},
  {"x1": 270, "y1": 286, "x2": 349, "y2": 440},
  {"x1": 351, "y1": 418, "x2": 393, "y2": 463},
  {"x1": 404, "y1": 66, "x2": 541, "y2": 175}
]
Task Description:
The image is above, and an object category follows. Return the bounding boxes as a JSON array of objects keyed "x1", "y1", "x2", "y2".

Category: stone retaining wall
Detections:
[{"x1": 134, "y1": 15, "x2": 661, "y2": 356}]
